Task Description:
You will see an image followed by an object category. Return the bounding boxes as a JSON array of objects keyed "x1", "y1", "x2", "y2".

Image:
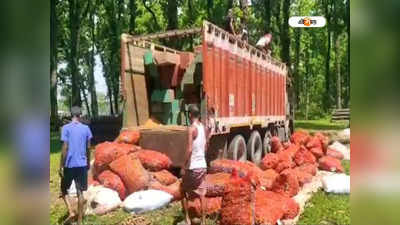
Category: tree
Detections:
[
  {"x1": 88, "y1": 0, "x2": 98, "y2": 117},
  {"x1": 51, "y1": 0, "x2": 58, "y2": 120},
  {"x1": 67, "y1": 0, "x2": 89, "y2": 107},
  {"x1": 129, "y1": 0, "x2": 137, "y2": 32}
]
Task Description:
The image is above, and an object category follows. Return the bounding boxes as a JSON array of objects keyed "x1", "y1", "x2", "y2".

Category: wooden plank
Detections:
[
  {"x1": 123, "y1": 27, "x2": 202, "y2": 42},
  {"x1": 123, "y1": 71, "x2": 138, "y2": 127},
  {"x1": 132, "y1": 74, "x2": 150, "y2": 125},
  {"x1": 123, "y1": 45, "x2": 147, "y2": 74},
  {"x1": 139, "y1": 127, "x2": 188, "y2": 168}
]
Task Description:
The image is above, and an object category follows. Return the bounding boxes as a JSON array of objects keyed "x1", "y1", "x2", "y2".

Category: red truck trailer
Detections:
[{"x1": 119, "y1": 21, "x2": 292, "y2": 167}]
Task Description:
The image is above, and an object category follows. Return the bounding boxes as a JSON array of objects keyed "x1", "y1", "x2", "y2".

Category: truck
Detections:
[{"x1": 118, "y1": 21, "x2": 292, "y2": 168}]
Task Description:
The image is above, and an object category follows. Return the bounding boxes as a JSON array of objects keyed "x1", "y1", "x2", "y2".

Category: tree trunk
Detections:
[
  {"x1": 88, "y1": 2, "x2": 98, "y2": 117},
  {"x1": 68, "y1": 0, "x2": 89, "y2": 107},
  {"x1": 81, "y1": 84, "x2": 91, "y2": 117},
  {"x1": 294, "y1": 29, "x2": 301, "y2": 111},
  {"x1": 273, "y1": 0, "x2": 282, "y2": 45},
  {"x1": 324, "y1": 0, "x2": 332, "y2": 111},
  {"x1": 280, "y1": 0, "x2": 291, "y2": 65},
  {"x1": 100, "y1": 54, "x2": 114, "y2": 115},
  {"x1": 207, "y1": 0, "x2": 213, "y2": 21},
  {"x1": 129, "y1": 0, "x2": 137, "y2": 33},
  {"x1": 305, "y1": 45, "x2": 311, "y2": 120},
  {"x1": 335, "y1": 34, "x2": 341, "y2": 109},
  {"x1": 166, "y1": 0, "x2": 178, "y2": 48},
  {"x1": 263, "y1": 0, "x2": 271, "y2": 32},
  {"x1": 345, "y1": 0, "x2": 350, "y2": 107},
  {"x1": 68, "y1": 0, "x2": 81, "y2": 107},
  {"x1": 51, "y1": 0, "x2": 58, "y2": 121}
]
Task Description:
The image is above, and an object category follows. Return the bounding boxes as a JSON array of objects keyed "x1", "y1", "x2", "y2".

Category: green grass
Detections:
[
  {"x1": 50, "y1": 132, "x2": 216, "y2": 225},
  {"x1": 51, "y1": 121, "x2": 350, "y2": 225},
  {"x1": 298, "y1": 160, "x2": 350, "y2": 225},
  {"x1": 295, "y1": 119, "x2": 349, "y2": 130}
]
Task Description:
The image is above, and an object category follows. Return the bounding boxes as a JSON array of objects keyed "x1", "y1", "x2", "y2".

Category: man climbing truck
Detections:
[{"x1": 119, "y1": 21, "x2": 292, "y2": 168}]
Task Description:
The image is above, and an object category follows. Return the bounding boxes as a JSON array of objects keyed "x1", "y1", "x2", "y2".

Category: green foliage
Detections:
[{"x1": 53, "y1": 0, "x2": 349, "y2": 121}]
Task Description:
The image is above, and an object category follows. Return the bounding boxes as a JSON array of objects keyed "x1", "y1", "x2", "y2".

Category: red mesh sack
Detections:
[
  {"x1": 255, "y1": 190, "x2": 285, "y2": 225},
  {"x1": 310, "y1": 147, "x2": 324, "y2": 159},
  {"x1": 314, "y1": 132, "x2": 330, "y2": 153},
  {"x1": 259, "y1": 169, "x2": 279, "y2": 190},
  {"x1": 204, "y1": 173, "x2": 230, "y2": 197},
  {"x1": 257, "y1": 190, "x2": 299, "y2": 220},
  {"x1": 326, "y1": 148, "x2": 344, "y2": 160},
  {"x1": 290, "y1": 130, "x2": 310, "y2": 145},
  {"x1": 298, "y1": 163, "x2": 318, "y2": 176},
  {"x1": 97, "y1": 170, "x2": 127, "y2": 200},
  {"x1": 271, "y1": 169, "x2": 299, "y2": 197},
  {"x1": 116, "y1": 130, "x2": 140, "y2": 144},
  {"x1": 293, "y1": 168, "x2": 313, "y2": 186},
  {"x1": 94, "y1": 142, "x2": 138, "y2": 173},
  {"x1": 306, "y1": 136, "x2": 322, "y2": 149},
  {"x1": 294, "y1": 146, "x2": 317, "y2": 166},
  {"x1": 150, "y1": 169, "x2": 178, "y2": 186},
  {"x1": 275, "y1": 151, "x2": 296, "y2": 173},
  {"x1": 131, "y1": 150, "x2": 172, "y2": 171},
  {"x1": 210, "y1": 159, "x2": 262, "y2": 180},
  {"x1": 88, "y1": 173, "x2": 100, "y2": 186},
  {"x1": 282, "y1": 141, "x2": 291, "y2": 149},
  {"x1": 109, "y1": 155, "x2": 150, "y2": 194},
  {"x1": 284, "y1": 144, "x2": 300, "y2": 158},
  {"x1": 220, "y1": 170, "x2": 255, "y2": 225},
  {"x1": 149, "y1": 179, "x2": 182, "y2": 201},
  {"x1": 187, "y1": 197, "x2": 222, "y2": 218},
  {"x1": 282, "y1": 196, "x2": 300, "y2": 219},
  {"x1": 319, "y1": 156, "x2": 344, "y2": 173},
  {"x1": 271, "y1": 136, "x2": 284, "y2": 153},
  {"x1": 260, "y1": 153, "x2": 279, "y2": 170}
]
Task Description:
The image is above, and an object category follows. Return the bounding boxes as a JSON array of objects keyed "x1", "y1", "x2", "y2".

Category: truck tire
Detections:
[
  {"x1": 227, "y1": 135, "x2": 247, "y2": 162},
  {"x1": 247, "y1": 131, "x2": 263, "y2": 165},
  {"x1": 263, "y1": 131, "x2": 272, "y2": 156}
]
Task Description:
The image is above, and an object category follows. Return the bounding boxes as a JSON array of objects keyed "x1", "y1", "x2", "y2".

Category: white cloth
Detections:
[
  {"x1": 189, "y1": 122, "x2": 207, "y2": 169},
  {"x1": 84, "y1": 186, "x2": 122, "y2": 215},
  {"x1": 122, "y1": 190, "x2": 173, "y2": 214},
  {"x1": 322, "y1": 174, "x2": 350, "y2": 194},
  {"x1": 256, "y1": 36, "x2": 271, "y2": 47}
]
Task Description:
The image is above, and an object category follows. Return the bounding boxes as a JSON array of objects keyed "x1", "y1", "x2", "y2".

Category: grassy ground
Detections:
[
  {"x1": 50, "y1": 120, "x2": 350, "y2": 225},
  {"x1": 295, "y1": 119, "x2": 349, "y2": 130}
]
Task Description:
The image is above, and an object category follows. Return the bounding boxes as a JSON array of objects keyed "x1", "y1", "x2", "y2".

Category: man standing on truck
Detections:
[
  {"x1": 59, "y1": 106, "x2": 93, "y2": 225},
  {"x1": 256, "y1": 33, "x2": 273, "y2": 55},
  {"x1": 181, "y1": 105, "x2": 208, "y2": 225}
]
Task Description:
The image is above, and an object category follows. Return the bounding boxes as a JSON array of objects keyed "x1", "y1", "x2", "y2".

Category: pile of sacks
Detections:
[
  {"x1": 88, "y1": 130, "x2": 182, "y2": 214},
  {"x1": 203, "y1": 130, "x2": 346, "y2": 225}
]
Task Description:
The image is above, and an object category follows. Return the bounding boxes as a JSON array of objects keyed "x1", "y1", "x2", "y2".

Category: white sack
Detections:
[
  {"x1": 84, "y1": 186, "x2": 121, "y2": 215},
  {"x1": 329, "y1": 141, "x2": 350, "y2": 160},
  {"x1": 337, "y1": 128, "x2": 350, "y2": 143},
  {"x1": 122, "y1": 189, "x2": 173, "y2": 214},
  {"x1": 68, "y1": 181, "x2": 77, "y2": 197},
  {"x1": 322, "y1": 174, "x2": 350, "y2": 194}
]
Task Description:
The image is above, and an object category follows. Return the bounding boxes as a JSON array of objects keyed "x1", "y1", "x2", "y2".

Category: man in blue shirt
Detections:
[{"x1": 59, "y1": 106, "x2": 92, "y2": 225}]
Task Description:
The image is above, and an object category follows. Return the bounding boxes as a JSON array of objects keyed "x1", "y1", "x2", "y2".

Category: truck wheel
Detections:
[
  {"x1": 247, "y1": 131, "x2": 263, "y2": 165},
  {"x1": 227, "y1": 135, "x2": 247, "y2": 161},
  {"x1": 263, "y1": 131, "x2": 272, "y2": 155}
]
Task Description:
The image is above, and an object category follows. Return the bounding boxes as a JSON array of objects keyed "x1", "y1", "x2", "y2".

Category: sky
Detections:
[{"x1": 57, "y1": 54, "x2": 107, "y2": 100}]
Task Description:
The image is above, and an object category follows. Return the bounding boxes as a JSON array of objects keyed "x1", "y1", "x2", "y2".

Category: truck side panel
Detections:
[{"x1": 202, "y1": 22, "x2": 287, "y2": 130}]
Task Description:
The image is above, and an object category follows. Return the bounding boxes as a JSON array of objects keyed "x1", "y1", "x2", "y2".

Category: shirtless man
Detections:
[{"x1": 181, "y1": 105, "x2": 208, "y2": 225}]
